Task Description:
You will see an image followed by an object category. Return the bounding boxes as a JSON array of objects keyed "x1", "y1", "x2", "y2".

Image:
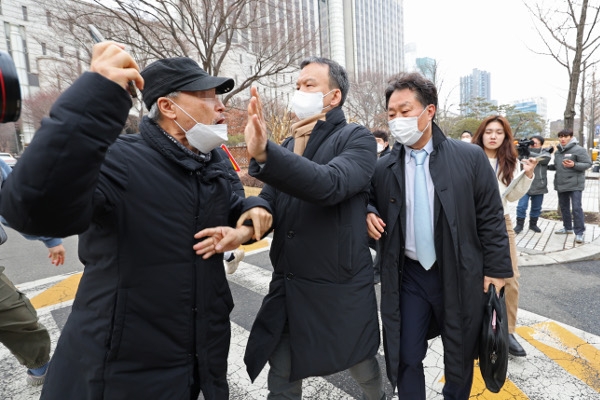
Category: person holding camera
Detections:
[
  {"x1": 549, "y1": 129, "x2": 592, "y2": 243},
  {"x1": 473, "y1": 115, "x2": 537, "y2": 358},
  {"x1": 514, "y1": 135, "x2": 552, "y2": 233}
]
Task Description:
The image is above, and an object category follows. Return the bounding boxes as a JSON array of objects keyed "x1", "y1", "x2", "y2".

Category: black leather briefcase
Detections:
[{"x1": 479, "y1": 284, "x2": 509, "y2": 393}]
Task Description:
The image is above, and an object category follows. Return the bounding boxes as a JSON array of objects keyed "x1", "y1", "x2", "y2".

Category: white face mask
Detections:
[
  {"x1": 461, "y1": 137, "x2": 472, "y2": 143},
  {"x1": 290, "y1": 89, "x2": 334, "y2": 120},
  {"x1": 376, "y1": 143, "x2": 384, "y2": 153},
  {"x1": 388, "y1": 107, "x2": 430, "y2": 147},
  {"x1": 171, "y1": 101, "x2": 228, "y2": 153}
]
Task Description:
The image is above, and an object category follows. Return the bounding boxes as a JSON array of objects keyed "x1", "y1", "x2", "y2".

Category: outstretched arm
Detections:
[{"x1": 0, "y1": 42, "x2": 142, "y2": 237}]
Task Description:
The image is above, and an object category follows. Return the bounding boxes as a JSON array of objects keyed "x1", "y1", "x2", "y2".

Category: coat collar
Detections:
[
  {"x1": 302, "y1": 107, "x2": 347, "y2": 159},
  {"x1": 139, "y1": 116, "x2": 227, "y2": 173}
]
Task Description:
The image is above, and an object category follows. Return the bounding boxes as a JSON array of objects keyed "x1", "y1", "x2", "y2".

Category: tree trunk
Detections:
[
  {"x1": 579, "y1": 62, "x2": 586, "y2": 143},
  {"x1": 563, "y1": 0, "x2": 589, "y2": 130}
]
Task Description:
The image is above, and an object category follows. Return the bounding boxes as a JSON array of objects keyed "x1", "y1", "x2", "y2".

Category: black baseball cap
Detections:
[{"x1": 140, "y1": 57, "x2": 234, "y2": 110}]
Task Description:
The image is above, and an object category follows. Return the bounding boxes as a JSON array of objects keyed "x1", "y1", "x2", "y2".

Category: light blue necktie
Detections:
[{"x1": 411, "y1": 150, "x2": 436, "y2": 270}]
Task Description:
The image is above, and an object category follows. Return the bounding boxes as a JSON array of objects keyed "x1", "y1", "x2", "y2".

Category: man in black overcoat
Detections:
[
  {"x1": 243, "y1": 57, "x2": 384, "y2": 399},
  {"x1": 367, "y1": 72, "x2": 513, "y2": 399},
  {"x1": 0, "y1": 42, "x2": 271, "y2": 399}
]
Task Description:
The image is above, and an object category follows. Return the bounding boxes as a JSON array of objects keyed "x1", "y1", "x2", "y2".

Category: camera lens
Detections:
[{"x1": 0, "y1": 51, "x2": 22, "y2": 123}]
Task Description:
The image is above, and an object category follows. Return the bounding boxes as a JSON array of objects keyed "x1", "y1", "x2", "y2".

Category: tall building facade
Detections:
[
  {"x1": 0, "y1": 0, "x2": 82, "y2": 147},
  {"x1": 460, "y1": 68, "x2": 491, "y2": 114},
  {"x1": 318, "y1": 0, "x2": 404, "y2": 78},
  {"x1": 513, "y1": 97, "x2": 549, "y2": 136},
  {"x1": 416, "y1": 57, "x2": 435, "y2": 81},
  {"x1": 512, "y1": 97, "x2": 547, "y2": 119}
]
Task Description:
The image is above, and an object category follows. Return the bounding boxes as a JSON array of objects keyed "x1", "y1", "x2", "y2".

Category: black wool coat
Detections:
[
  {"x1": 0, "y1": 72, "x2": 270, "y2": 400},
  {"x1": 244, "y1": 107, "x2": 381, "y2": 382},
  {"x1": 368, "y1": 124, "x2": 513, "y2": 389}
]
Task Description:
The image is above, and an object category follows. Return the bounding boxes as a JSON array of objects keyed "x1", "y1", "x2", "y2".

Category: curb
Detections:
[{"x1": 518, "y1": 234, "x2": 600, "y2": 267}]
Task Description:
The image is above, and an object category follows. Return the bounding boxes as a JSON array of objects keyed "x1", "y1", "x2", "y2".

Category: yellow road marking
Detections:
[
  {"x1": 469, "y1": 361, "x2": 528, "y2": 399},
  {"x1": 241, "y1": 239, "x2": 269, "y2": 252},
  {"x1": 440, "y1": 361, "x2": 528, "y2": 398},
  {"x1": 517, "y1": 323, "x2": 600, "y2": 392},
  {"x1": 30, "y1": 273, "x2": 82, "y2": 309}
]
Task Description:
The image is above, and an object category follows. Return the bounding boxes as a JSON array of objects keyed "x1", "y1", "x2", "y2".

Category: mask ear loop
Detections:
[
  {"x1": 322, "y1": 89, "x2": 337, "y2": 111},
  {"x1": 172, "y1": 119, "x2": 188, "y2": 134},
  {"x1": 419, "y1": 105, "x2": 432, "y2": 133},
  {"x1": 170, "y1": 99, "x2": 201, "y2": 126}
]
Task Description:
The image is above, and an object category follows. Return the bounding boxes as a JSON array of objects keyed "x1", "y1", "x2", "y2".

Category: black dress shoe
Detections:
[{"x1": 508, "y1": 334, "x2": 526, "y2": 357}]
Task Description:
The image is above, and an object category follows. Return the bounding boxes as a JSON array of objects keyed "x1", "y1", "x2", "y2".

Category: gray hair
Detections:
[
  {"x1": 147, "y1": 91, "x2": 181, "y2": 121},
  {"x1": 300, "y1": 57, "x2": 349, "y2": 107}
]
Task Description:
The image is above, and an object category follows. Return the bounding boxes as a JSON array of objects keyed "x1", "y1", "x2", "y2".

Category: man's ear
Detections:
[
  {"x1": 157, "y1": 97, "x2": 177, "y2": 120},
  {"x1": 330, "y1": 88, "x2": 342, "y2": 108},
  {"x1": 426, "y1": 104, "x2": 437, "y2": 120}
]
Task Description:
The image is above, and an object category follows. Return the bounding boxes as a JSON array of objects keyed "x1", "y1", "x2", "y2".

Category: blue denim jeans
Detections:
[
  {"x1": 516, "y1": 194, "x2": 544, "y2": 219},
  {"x1": 558, "y1": 191, "x2": 585, "y2": 235}
]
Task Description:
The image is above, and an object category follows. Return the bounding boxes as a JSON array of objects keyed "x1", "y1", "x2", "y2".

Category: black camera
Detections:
[
  {"x1": 516, "y1": 138, "x2": 535, "y2": 158},
  {"x1": 0, "y1": 51, "x2": 22, "y2": 123}
]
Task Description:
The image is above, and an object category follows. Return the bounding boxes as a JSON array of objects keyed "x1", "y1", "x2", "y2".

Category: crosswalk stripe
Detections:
[
  {"x1": 517, "y1": 322, "x2": 600, "y2": 393},
  {"x1": 469, "y1": 361, "x2": 529, "y2": 399},
  {"x1": 535, "y1": 321, "x2": 600, "y2": 369},
  {"x1": 240, "y1": 239, "x2": 271, "y2": 253},
  {"x1": 227, "y1": 261, "x2": 272, "y2": 296},
  {"x1": 29, "y1": 272, "x2": 82, "y2": 309}
]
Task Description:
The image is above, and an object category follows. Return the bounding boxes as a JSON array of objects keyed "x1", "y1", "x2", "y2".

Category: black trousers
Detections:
[{"x1": 397, "y1": 257, "x2": 473, "y2": 400}]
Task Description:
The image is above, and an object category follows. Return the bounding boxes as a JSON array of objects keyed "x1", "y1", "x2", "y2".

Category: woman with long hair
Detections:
[{"x1": 472, "y1": 115, "x2": 537, "y2": 358}]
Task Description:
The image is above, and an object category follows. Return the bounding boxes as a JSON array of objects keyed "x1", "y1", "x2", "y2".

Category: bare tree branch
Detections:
[
  {"x1": 41, "y1": 0, "x2": 315, "y2": 105},
  {"x1": 525, "y1": 0, "x2": 600, "y2": 129}
]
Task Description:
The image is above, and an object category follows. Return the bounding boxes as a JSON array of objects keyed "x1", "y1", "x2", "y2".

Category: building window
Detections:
[
  {"x1": 4, "y1": 22, "x2": 11, "y2": 55},
  {"x1": 59, "y1": 46, "x2": 64, "y2": 58},
  {"x1": 22, "y1": 6, "x2": 27, "y2": 21},
  {"x1": 0, "y1": 0, "x2": 3, "y2": 15},
  {"x1": 20, "y1": 26, "x2": 30, "y2": 72},
  {"x1": 41, "y1": 42, "x2": 46, "y2": 55},
  {"x1": 46, "y1": 10, "x2": 52, "y2": 26}
]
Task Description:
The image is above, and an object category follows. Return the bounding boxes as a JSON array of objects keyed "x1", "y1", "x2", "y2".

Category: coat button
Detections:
[
  {"x1": 286, "y1": 272, "x2": 295, "y2": 280},
  {"x1": 287, "y1": 230, "x2": 295, "y2": 238},
  {"x1": 390, "y1": 198, "x2": 396, "y2": 203}
]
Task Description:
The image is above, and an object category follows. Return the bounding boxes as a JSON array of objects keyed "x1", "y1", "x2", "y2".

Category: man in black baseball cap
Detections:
[
  {"x1": 139, "y1": 57, "x2": 235, "y2": 155},
  {"x1": 0, "y1": 43, "x2": 272, "y2": 400},
  {"x1": 140, "y1": 57, "x2": 234, "y2": 110}
]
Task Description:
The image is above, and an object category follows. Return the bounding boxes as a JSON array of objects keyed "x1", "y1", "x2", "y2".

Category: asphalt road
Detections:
[
  {"x1": 0, "y1": 227, "x2": 81, "y2": 285},
  {"x1": 519, "y1": 260, "x2": 600, "y2": 337}
]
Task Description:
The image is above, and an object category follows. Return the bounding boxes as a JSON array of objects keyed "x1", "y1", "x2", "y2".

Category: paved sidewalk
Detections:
[{"x1": 513, "y1": 169, "x2": 600, "y2": 267}]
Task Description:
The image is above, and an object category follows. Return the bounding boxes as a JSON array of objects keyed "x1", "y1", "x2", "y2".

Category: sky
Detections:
[{"x1": 403, "y1": 0, "x2": 571, "y2": 121}]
